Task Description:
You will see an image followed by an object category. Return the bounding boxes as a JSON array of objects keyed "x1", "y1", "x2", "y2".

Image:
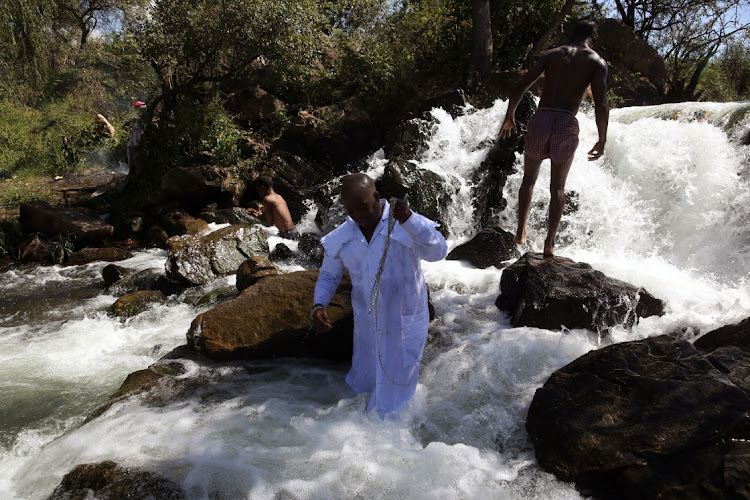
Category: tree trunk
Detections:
[
  {"x1": 471, "y1": 0, "x2": 493, "y2": 76},
  {"x1": 526, "y1": 0, "x2": 577, "y2": 65}
]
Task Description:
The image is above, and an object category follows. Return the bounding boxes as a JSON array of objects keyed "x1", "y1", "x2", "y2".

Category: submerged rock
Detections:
[
  {"x1": 187, "y1": 270, "x2": 353, "y2": 360},
  {"x1": 496, "y1": 253, "x2": 665, "y2": 331},
  {"x1": 111, "y1": 290, "x2": 166, "y2": 317},
  {"x1": 526, "y1": 322, "x2": 750, "y2": 498},
  {"x1": 107, "y1": 268, "x2": 183, "y2": 297},
  {"x1": 166, "y1": 224, "x2": 268, "y2": 286},
  {"x1": 446, "y1": 226, "x2": 519, "y2": 268},
  {"x1": 47, "y1": 461, "x2": 184, "y2": 500},
  {"x1": 101, "y1": 264, "x2": 133, "y2": 286}
]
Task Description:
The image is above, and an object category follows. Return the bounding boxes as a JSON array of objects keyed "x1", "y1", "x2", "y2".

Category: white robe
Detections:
[{"x1": 314, "y1": 200, "x2": 448, "y2": 417}]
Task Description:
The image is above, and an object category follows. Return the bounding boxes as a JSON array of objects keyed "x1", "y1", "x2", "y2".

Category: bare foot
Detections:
[
  {"x1": 543, "y1": 243, "x2": 554, "y2": 259},
  {"x1": 513, "y1": 234, "x2": 525, "y2": 245}
]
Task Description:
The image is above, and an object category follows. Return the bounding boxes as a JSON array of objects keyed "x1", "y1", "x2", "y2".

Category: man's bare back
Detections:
[
  {"x1": 537, "y1": 45, "x2": 607, "y2": 115},
  {"x1": 260, "y1": 192, "x2": 295, "y2": 232}
]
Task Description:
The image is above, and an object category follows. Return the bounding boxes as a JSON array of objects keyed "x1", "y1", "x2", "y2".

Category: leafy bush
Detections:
[
  {"x1": 0, "y1": 219, "x2": 23, "y2": 258},
  {"x1": 48, "y1": 232, "x2": 75, "y2": 264}
]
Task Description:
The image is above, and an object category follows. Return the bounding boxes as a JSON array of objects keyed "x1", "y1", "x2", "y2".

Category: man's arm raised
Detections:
[
  {"x1": 588, "y1": 61, "x2": 609, "y2": 160},
  {"x1": 499, "y1": 53, "x2": 548, "y2": 139}
]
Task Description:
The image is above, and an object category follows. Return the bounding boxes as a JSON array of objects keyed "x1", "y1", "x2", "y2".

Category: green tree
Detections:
[{"x1": 698, "y1": 37, "x2": 750, "y2": 100}]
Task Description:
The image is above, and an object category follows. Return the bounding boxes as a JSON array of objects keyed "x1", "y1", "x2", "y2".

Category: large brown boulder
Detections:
[
  {"x1": 236, "y1": 256, "x2": 278, "y2": 292},
  {"x1": 187, "y1": 270, "x2": 353, "y2": 360},
  {"x1": 166, "y1": 224, "x2": 269, "y2": 285},
  {"x1": 47, "y1": 461, "x2": 184, "y2": 500},
  {"x1": 19, "y1": 201, "x2": 114, "y2": 246},
  {"x1": 446, "y1": 226, "x2": 519, "y2": 268},
  {"x1": 496, "y1": 253, "x2": 665, "y2": 331},
  {"x1": 526, "y1": 324, "x2": 750, "y2": 498},
  {"x1": 160, "y1": 209, "x2": 210, "y2": 237},
  {"x1": 594, "y1": 19, "x2": 670, "y2": 106}
]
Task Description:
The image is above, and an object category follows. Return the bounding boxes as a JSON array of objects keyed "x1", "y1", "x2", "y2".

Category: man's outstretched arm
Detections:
[
  {"x1": 499, "y1": 53, "x2": 548, "y2": 138},
  {"x1": 312, "y1": 251, "x2": 345, "y2": 333},
  {"x1": 588, "y1": 62, "x2": 609, "y2": 160}
]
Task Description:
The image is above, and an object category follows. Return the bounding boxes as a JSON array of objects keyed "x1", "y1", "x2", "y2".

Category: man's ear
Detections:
[{"x1": 373, "y1": 190, "x2": 380, "y2": 202}]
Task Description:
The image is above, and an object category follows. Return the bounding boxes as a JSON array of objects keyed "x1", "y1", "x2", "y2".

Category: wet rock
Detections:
[
  {"x1": 313, "y1": 181, "x2": 347, "y2": 235},
  {"x1": 187, "y1": 270, "x2": 353, "y2": 360},
  {"x1": 471, "y1": 92, "x2": 535, "y2": 230},
  {"x1": 420, "y1": 89, "x2": 467, "y2": 118},
  {"x1": 526, "y1": 333, "x2": 750, "y2": 498},
  {"x1": 147, "y1": 225, "x2": 169, "y2": 249},
  {"x1": 107, "y1": 268, "x2": 183, "y2": 297},
  {"x1": 111, "y1": 290, "x2": 166, "y2": 317},
  {"x1": 196, "y1": 286, "x2": 238, "y2": 307},
  {"x1": 160, "y1": 209, "x2": 209, "y2": 237},
  {"x1": 47, "y1": 461, "x2": 184, "y2": 500},
  {"x1": 101, "y1": 264, "x2": 133, "y2": 286},
  {"x1": 383, "y1": 117, "x2": 432, "y2": 162},
  {"x1": 18, "y1": 233, "x2": 51, "y2": 263},
  {"x1": 496, "y1": 252, "x2": 665, "y2": 331},
  {"x1": 376, "y1": 160, "x2": 459, "y2": 230},
  {"x1": 166, "y1": 224, "x2": 268, "y2": 286},
  {"x1": 199, "y1": 207, "x2": 261, "y2": 225},
  {"x1": 66, "y1": 247, "x2": 128, "y2": 266},
  {"x1": 269, "y1": 243, "x2": 295, "y2": 261},
  {"x1": 446, "y1": 226, "x2": 519, "y2": 268},
  {"x1": 19, "y1": 201, "x2": 114, "y2": 246},
  {"x1": 114, "y1": 216, "x2": 143, "y2": 239},
  {"x1": 297, "y1": 233, "x2": 324, "y2": 267},
  {"x1": 226, "y1": 86, "x2": 287, "y2": 125},
  {"x1": 236, "y1": 256, "x2": 278, "y2": 293}
]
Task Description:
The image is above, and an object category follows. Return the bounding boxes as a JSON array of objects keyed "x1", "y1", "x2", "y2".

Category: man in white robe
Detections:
[{"x1": 311, "y1": 173, "x2": 448, "y2": 417}]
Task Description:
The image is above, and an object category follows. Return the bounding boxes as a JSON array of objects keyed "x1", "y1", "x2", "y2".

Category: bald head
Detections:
[{"x1": 341, "y1": 173, "x2": 381, "y2": 231}]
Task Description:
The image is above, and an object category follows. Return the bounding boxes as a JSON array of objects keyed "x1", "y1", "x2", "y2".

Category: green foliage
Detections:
[
  {"x1": 48, "y1": 232, "x2": 75, "y2": 263},
  {"x1": 698, "y1": 39, "x2": 750, "y2": 102},
  {"x1": 0, "y1": 219, "x2": 24, "y2": 257}
]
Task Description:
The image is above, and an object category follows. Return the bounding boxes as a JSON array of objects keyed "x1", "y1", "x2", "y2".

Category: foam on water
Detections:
[{"x1": 2, "y1": 100, "x2": 750, "y2": 499}]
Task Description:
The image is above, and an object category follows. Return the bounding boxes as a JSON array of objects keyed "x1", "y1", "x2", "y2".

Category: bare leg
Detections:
[
  {"x1": 515, "y1": 154, "x2": 543, "y2": 245},
  {"x1": 544, "y1": 158, "x2": 574, "y2": 257}
]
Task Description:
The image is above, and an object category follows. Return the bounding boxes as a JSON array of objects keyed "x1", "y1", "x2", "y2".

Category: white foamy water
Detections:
[{"x1": 2, "y1": 101, "x2": 750, "y2": 499}]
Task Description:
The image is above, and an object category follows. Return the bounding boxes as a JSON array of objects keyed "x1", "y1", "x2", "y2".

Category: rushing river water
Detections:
[{"x1": 2, "y1": 100, "x2": 750, "y2": 499}]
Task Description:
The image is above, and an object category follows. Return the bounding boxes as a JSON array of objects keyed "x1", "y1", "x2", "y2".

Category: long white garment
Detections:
[{"x1": 314, "y1": 200, "x2": 448, "y2": 417}]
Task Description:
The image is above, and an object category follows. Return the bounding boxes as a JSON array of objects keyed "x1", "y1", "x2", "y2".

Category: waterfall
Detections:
[{"x1": 1, "y1": 101, "x2": 749, "y2": 499}]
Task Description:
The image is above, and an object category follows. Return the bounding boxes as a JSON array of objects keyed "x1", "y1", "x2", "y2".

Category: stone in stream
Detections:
[
  {"x1": 166, "y1": 224, "x2": 269, "y2": 286},
  {"x1": 101, "y1": 264, "x2": 134, "y2": 286},
  {"x1": 496, "y1": 252, "x2": 665, "y2": 331},
  {"x1": 47, "y1": 461, "x2": 184, "y2": 500},
  {"x1": 446, "y1": 225, "x2": 519, "y2": 268},
  {"x1": 236, "y1": 256, "x2": 278, "y2": 293},
  {"x1": 17, "y1": 233, "x2": 51, "y2": 263},
  {"x1": 187, "y1": 270, "x2": 353, "y2": 361},
  {"x1": 66, "y1": 247, "x2": 128, "y2": 266},
  {"x1": 19, "y1": 201, "x2": 114, "y2": 246},
  {"x1": 107, "y1": 268, "x2": 183, "y2": 297},
  {"x1": 160, "y1": 208, "x2": 210, "y2": 237},
  {"x1": 111, "y1": 290, "x2": 166, "y2": 317},
  {"x1": 525, "y1": 318, "x2": 750, "y2": 498}
]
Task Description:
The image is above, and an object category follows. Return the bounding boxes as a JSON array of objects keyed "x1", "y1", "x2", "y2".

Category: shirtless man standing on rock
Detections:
[
  {"x1": 499, "y1": 20, "x2": 608, "y2": 258},
  {"x1": 248, "y1": 175, "x2": 298, "y2": 239}
]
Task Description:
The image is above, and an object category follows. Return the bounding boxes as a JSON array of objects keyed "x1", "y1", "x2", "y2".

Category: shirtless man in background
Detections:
[
  {"x1": 248, "y1": 175, "x2": 298, "y2": 238},
  {"x1": 499, "y1": 20, "x2": 608, "y2": 257}
]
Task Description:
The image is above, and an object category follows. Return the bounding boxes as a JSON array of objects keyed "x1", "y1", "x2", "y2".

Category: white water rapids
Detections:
[{"x1": 1, "y1": 100, "x2": 750, "y2": 499}]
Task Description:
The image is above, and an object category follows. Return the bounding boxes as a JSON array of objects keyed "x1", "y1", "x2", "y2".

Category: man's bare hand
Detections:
[
  {"x1": 246, "y1": 207, "x2": 261, "y2": 217},
  {"x1": 392, "y1": 198, "x2": 412, "y2": 224},
  {"x1": 588, "y1": 140, "x2": 606, "y2": 160},
  {"x1": 312, "y1": 308, "x2": 332, "y2": 333},
  {"x1": 498, "y1": 117, "x2": 517, "y2": 139}
]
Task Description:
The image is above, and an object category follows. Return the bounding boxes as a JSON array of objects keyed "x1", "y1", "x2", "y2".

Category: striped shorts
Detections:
[{"x1": 524, "y1": 108, "x2": 579, "y2": 165}]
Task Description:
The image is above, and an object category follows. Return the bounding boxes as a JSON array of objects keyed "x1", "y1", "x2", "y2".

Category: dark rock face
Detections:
[
  {"x1": 297, "y1": 234, "x2": 324, "y2": 267},
  {"x1": 66, "y1": 247, "x2": 128, "y2": 266},
  {"x1": 47, "y1": 461, "x2": 184, "y2": 500},
  {"x1": 166, "y1": 224, "x2": 269, "y2": 286},
  {"x1": 146, "y1": 225, "x2": 169, "y2": 249},
  {"x1": 269, "y1": 242, "x2": 295, "y2": 261},
  {"x1": 496, "y1": 253, "x2": 665, "y2": 331},
  {"x1": 526, "y1": 324, "x2": 750, "y2": 498},
  {"x1": 160, "y1": 209, "x2": 209, "y2": 237},
  {"x1": 446, "y1": 226, "x2": 519, "y2": 268},
  {"x1": 113, "y1": 216, "x2": 143, "y2": 239},
  {"x1": 420, "y1": 89, "x2": 467, "y2": 118},
  {"x1": 187, "y1": 270, "x2": 353, "y2": 361},
  {"x1": 107, "y1": 268, "x2": 183, "y2": 297},
  {"x1": 383, "y1": 117, "x2": 433, "y2": 162},
  {"x1": 19, "y1": 201, "x2": 114, "y2": 246},
  {"x1": 160, "y1": 165, "x2": 243, "y2": 210},
  {"x1": 236, "y1": 256, "x2": 278, "y2": 292},
  {"x1": 594, "y1": 18, "x2": 670, "y2": 106},
  {"x1": 275, "y1": 95, "x2": 382, "y2": 173},
  {"x1": 18, "y1": 233, "x2": 51, "y2": 263},
  {"x1": 471, "y1": 92, "x2": 536, "y2": 230},
  {"x1": 376, "y1": 160, "x2": 459, "y2": 230},
  {"x1": 199, "y1": 207, "x2": 261, "y2": 225}
]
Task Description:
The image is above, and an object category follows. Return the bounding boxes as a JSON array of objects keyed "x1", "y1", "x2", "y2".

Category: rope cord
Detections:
[{"x1": 368, "y1": 198, "x2": 412, "y2": 387}]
